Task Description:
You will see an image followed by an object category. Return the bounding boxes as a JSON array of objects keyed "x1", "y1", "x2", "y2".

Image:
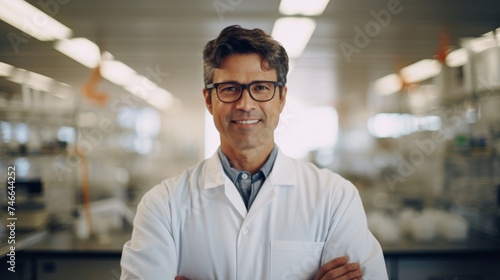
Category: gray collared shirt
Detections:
[{"x1": 218, "y1": 146, "x2": 278, "y2": 210}]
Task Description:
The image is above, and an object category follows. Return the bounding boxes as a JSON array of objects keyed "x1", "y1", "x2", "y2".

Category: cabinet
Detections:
[
  {"x1": 36, "y1": 257, "x2": 121, "y2": 280},
  {"x1": 0, "y1": 254, "x2": 121, "y2": 280}
]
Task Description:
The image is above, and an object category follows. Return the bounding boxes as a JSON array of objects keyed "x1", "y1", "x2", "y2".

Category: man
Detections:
[{"x1": 120, "y1": 25, "x2": 388, "y2": 280}]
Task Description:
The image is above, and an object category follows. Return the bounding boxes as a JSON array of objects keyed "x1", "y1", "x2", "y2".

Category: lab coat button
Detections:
[{"x1": 242, "y1": 227, "x2": 249, "y2": 235}]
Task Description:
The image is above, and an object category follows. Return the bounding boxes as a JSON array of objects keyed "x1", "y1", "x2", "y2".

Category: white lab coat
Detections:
[{"x1": 120, "y1": 149, "x2": 388, "y2": 280}]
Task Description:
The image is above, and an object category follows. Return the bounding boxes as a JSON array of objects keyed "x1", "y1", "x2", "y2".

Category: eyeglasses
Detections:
[{"x1": 206, "y1": 81, "x2": 284, "y2": 103}]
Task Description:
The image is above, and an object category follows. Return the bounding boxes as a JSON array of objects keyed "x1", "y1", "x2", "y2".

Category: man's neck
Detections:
[{"x1": 221, "y1": 144, "x2": 274, "y2": 175}]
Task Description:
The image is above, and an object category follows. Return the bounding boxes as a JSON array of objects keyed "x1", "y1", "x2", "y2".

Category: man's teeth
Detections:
[{"x1": 235, "y1": 120, "x2": 259, "y2": 124}]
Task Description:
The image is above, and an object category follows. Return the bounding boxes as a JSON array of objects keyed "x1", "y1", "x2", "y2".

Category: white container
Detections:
[
  {"x1": 474, "y1": 46, "x2": 500, "y2": 91},
  {"x1": 409, "y1": 211, "x2": 437, "y2": 242}
]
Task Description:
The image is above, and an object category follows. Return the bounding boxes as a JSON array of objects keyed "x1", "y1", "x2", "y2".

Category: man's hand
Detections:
[
  {"x1": 175, "y1": 277, "x2": 188, "y2": 280},
  {"x1": 313, "y1": 256, "x2": 363, "y2": 280}
]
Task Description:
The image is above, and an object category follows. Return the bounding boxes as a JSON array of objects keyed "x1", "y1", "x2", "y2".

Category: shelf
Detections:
[{"x1": 0, "y1": 108, "x2": 77, "y2": 128}]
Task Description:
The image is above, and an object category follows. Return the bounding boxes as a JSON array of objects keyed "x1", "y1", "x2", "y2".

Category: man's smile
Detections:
[{"x1": 233, "y1": 119, "x2": 260, "y2": 124}]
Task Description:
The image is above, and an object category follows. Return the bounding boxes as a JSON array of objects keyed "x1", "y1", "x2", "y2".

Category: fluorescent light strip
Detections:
[
  {"x1": 100, "y1": 60, "x2": 137, "y2": 86},
  {"x1": 279, "y1": 0, "x2": 331, "y2": 16},
  {"x1": 123, "y1": 75, "x2": 157, "y2": 93},
  {"x1": 27, "y1": 71, "x2": 54, "y2": 92},
  {"x1": 446, "y1": 48, "x2": 468, "y2": 67},
  {"x1": 374, "y1": 73, "x2": 402, "y2": 95},
  {"x1": 7, "y1": 68, "x2": 27, "y2": 84},
  {"x1": 0, "y1": 0, "x2": 72, "y2": 41},
  {"x1": 54, "y1": 45, "x2": 176, "y2": 111},
  {"x1": 145, "y1": 88, "x2": 175, "y2": 110},
  {"x1": 0, "y1": 62, "x2": 14, "y2": 77},
  {"x1": 54, "y1": 38, "x2": 101, "y2": 68},
  {"x1": 272, "y1": 17, "x2": 316, "y2": 58},
  {"x1": 125, "y1": 80, "x2": 175, "y2": 110},
  {"x1": 122, "y1": 72, "x2": 176, "y2": 110},
  {"x1": 400, "y1": 59, "x2": 442, "y2": 84},
  {"x1": 6, "y1": 67, "x2": 54, "y2": 92}
]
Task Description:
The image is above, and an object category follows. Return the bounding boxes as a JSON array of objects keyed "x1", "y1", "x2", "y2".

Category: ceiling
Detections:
[{"x1": 1, "y1": 0, "x2": 500, "y2": 127}]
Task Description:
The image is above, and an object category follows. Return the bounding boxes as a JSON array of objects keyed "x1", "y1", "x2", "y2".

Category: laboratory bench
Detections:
[
  {"x1": 1, "y1": 229, "x2": 500, "y2": 280},
  {"x1": 0, "y1": 229, "x2": 128, "y2": 280},
  {"x1": 382, "y1": 235, "x2": 500, "y2": 280}
]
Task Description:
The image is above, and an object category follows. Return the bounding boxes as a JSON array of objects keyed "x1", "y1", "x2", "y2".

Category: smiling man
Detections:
[{"x1": 120, "y1": 25, "x2": 388, "y2": 280}]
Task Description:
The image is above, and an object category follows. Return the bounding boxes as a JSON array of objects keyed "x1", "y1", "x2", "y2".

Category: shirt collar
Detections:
[
  {"x1": 218, "y1": 146, "x2": 278, "y2": 183},
  {"x1": 204, "y1": 146, "x2": 296, "y2": 189}
]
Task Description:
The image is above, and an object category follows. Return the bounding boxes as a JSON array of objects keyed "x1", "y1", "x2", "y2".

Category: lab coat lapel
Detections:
[
  {"x1": 245, "y1": 178, "x2": 275, "y2": 222},
  {"x1": 224, "y1": 179, "x2": 248, "y2": 218},
  {"x1": 245, "y1": 148, "x2": 296, "y2": 222},
  {"x1": 204, "y1": 152, "x2": 248, "y2": 218}
]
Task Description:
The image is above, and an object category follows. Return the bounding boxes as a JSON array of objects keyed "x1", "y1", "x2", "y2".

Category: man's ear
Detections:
[{"x1": 203, "y1": 88, "x2": 213, "y2": 114}]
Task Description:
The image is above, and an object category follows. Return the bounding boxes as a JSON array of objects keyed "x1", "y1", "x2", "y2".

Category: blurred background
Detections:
[{"x1": 0, "y1": 0, "x2": 499, "y2": 279}]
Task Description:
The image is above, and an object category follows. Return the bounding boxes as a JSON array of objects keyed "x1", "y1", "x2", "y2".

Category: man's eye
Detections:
[
  {"x1": 252, "y1": 83, "x2": 272, "y2": 92},
  {"x1": 220, "y1": 86, "x2": 238, "y2": 92}
]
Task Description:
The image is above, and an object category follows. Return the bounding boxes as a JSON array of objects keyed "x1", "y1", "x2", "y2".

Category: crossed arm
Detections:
[
  {"x1": 175, "y1": 256, "x2": 363, "y2": 280},
  {"x1": 313, "y1": 256, "x2": 363, "y2": 280}
]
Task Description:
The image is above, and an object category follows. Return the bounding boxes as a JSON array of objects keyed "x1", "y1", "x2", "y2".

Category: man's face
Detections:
[{"x1": 203, "y1": 53, "x2": 287, "y2": 155}]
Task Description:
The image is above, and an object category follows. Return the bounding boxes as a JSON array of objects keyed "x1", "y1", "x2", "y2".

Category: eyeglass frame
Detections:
[{"x1": 205, "y1": 80, "x2": 284, "y2": 103}]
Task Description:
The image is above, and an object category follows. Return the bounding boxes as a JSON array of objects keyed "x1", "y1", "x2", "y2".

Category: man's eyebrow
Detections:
[
  {"x1": 215, "y1": 80, "x2": 240, "y2": 83},
  {"x1": 215, "y1": 80, "x2": 272, "y2": 84}
]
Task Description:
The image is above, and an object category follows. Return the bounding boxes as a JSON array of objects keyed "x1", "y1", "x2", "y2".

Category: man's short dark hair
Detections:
[{"x1": 202, "y1": 25, "x2": 289, "y2": 86}]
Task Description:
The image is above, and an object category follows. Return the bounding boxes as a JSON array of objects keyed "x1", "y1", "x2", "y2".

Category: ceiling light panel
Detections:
[
  {"x1": 279, "y1": 0, "x2": 331, "y2": 16},
  {"x1": 373, "y1": 73, "x2": 402, "y2": 95},
  {"x1": 0, "y1": 0, "x2": 72, "y2": 41},
  {"x1": 54, "y1": 38, "x2": 101, "y2": 68},
  {"x1": 0, "y1": 62, "x2": 14, "y2": 77},
  {"x1": 272, "y1": 17, "x2": 316, "y2": 58},
  {"x1": 100, "y1": 60, "x2": 137, "y2": 86},
  {"x1": 400, "y1": 59, "x2": 442, "y2": 84},
  {"x1": 446, "y1": 48, "x2": 468, "y2": 67}
]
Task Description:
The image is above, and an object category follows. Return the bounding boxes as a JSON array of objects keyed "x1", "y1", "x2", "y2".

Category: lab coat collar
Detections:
[
  {"x1": 203, "y1": 151, "x2": 226, "y2": 189},
  {"x1": 268, "y1": 147, "x2": 296, "y2": 187},
  {"x1": 203, "y1": 146, "x2": 297, "y2": 189},
  {"x1": 203, "y1": 146, "x2": 297, "y2": 219}
]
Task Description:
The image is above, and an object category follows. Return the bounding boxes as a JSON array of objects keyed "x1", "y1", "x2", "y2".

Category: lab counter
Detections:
[
  {"x1": 2, "y1": 230, "x2": 500, "y2": 280},
  {"x1": 0, "y1": 230, "x2": 130, "y2": 280},
  {"x1": 383, "y1": 234, "x2": 500, "y2": 257},
  {"x1": 0, "y1": 229, "x2": 48, "y2": 257},
  {"x1": 381, "y1": 235, "x2": 500, "y2": 279},
  {"x1": 19, "y1": 231, "x2": 130, "y2": 257}
]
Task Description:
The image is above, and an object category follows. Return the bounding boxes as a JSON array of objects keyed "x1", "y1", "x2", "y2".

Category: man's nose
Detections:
[{"x1": 235, "y1": 88, "x2": 256, "y2": 111}]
